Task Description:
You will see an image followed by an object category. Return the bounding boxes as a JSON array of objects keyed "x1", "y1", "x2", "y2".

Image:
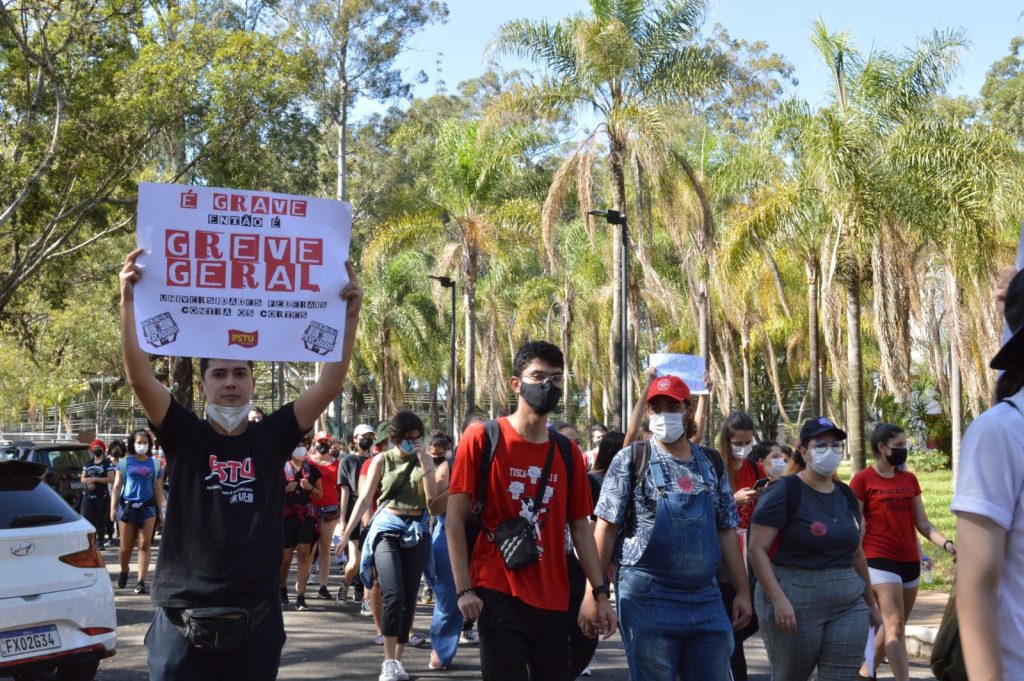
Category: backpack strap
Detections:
[
  {"x1": 783, "y1": 473, "x2": 802, "y2": 527},
  {"x1": 615, "y1": 440, "x2": 650, "y2": 561},
  {"x1": 698, "y1": 446, "x2": 726, "y2": 484},
  {"x1": 836, "y1": 480, "x2": 861, "y2": 528},
  {"x1": 547, "y1": 428, "x2": 575, "y2": 507},
  {"x1": 471, "y1": 419, "x2": 502, "y2": 515}
]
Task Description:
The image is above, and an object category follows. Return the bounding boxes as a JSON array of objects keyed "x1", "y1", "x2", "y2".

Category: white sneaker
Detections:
[
  {"x1": 378, "y1": 659, "x2": 398, "y2": 681},
  {"x1": 460, "y1": 628, "x2": 479, "y2": 644},
  {"x1": 392, "y1": 659, "x2": 410, "y2": 681}
]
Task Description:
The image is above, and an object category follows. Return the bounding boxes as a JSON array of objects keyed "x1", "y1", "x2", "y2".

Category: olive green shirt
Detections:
[{"x1": 379, "y1": 447, "x2": 426, "y2": 511}]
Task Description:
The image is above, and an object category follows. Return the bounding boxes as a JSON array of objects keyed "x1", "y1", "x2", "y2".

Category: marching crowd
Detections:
[{"x1": 108, "y1": 246, "x2": 1024, "y2": 681}]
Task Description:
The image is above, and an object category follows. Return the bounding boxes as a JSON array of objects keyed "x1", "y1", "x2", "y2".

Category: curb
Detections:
[{"x1": 906, "y1": 625, "x2": 937, "y2": 659}]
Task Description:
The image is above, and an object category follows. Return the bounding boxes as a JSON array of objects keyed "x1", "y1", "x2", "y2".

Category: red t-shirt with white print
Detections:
[{"x1": 449, "y1": 417, "x2": 593, "y2": 612}]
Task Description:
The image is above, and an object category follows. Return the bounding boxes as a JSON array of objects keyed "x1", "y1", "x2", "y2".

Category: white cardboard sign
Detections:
[
  {"x1": 648, "y1": 353, "x2": 709, "y2": 395},
  {"x1": 133, "y1": 183, "x2": 352, "y2": 361}
]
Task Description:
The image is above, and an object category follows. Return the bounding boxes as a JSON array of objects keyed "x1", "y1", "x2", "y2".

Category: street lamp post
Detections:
[
  {"x1": 430, "y1": 275, "x2": 458, "y2": 440},
  {"x1": 588, "y1": 209, "x2": 629, "y2": 431}
]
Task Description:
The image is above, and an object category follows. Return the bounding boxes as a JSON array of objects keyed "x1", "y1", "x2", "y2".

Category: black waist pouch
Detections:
[
  {"x1": 491, "y1": 516, "x2": 540, "y2": 571},
  {"x1": 177, "y1": 600, "x2": 270, "y2": 652}
]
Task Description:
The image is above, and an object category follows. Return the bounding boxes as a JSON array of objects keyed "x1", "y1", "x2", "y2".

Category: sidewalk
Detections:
[{"x1": 906, "y1": 589, "x2": 950, "y2": 659}]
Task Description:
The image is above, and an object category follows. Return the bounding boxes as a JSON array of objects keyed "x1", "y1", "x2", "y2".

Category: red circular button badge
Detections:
[
  {"x1": 810, "y1": 521, "x2": 828, "y2": 537},
  {"x1": 677, "y1": 476, "x2": 695, "y2": 493}
]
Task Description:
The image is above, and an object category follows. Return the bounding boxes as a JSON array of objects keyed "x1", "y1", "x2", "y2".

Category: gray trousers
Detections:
[{"x1": 756, "y1": 565, "x2": 869, "y2": 681}]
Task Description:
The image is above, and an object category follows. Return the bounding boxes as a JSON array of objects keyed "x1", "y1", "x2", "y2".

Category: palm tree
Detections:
[
  {"x1": 490, "y1": 0, "x2": 728, "y2": 427},
  {"x1": 357, "y1": 250, "x2": 446, "y2": 418},
  {"x1": 366, "y1": 118, "x2": 541, "y2": 421},
  {"x1": 772, "y1": 22, "x2": 966, "y2": 468}
]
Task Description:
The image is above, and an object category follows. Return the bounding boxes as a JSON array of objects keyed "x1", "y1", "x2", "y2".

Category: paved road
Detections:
[{"x1": 92, "y1": 542, "x2": 936, "y2": 680}]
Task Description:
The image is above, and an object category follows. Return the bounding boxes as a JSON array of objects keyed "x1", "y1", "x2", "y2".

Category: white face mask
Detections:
[
  {"x1": 767, "y1": 458, "x2": 787, "y2": 477},
  {"x1": 205, "y1": 401, "x2": 252, "y2": 433},
  {"x1": 731, "y1": 444, "x2": 753, "y2": 460},
  {"x1": 292, "y1": 447, "x2": 308, "y2": 460},
  {"x1": 809, "y1": 448, "x2": 843, "y2": 477},
  {"x1": 649, "y1": 412, "x2": 685, "y2": 444},
  {"x1": 135, "y1": 443, "x2": 150, "y2": 456}
]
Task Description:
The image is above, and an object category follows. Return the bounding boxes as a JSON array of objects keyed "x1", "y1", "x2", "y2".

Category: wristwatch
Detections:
[{"x1": 592, "y1": 583, "x2": 610, "y2": 600}]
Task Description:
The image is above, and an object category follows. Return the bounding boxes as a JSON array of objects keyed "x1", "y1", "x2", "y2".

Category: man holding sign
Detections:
[{"x1": 119, "y1": 230, "x2": 361, "y2": 681}]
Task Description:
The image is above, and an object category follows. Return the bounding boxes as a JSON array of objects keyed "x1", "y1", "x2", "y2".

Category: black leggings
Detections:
[
  {"x1": 81, "y1": 494, "x2": 109, "y2": 545},
  {"x1": 373, "y1": 532, "x2": 430, "y2": 642}
]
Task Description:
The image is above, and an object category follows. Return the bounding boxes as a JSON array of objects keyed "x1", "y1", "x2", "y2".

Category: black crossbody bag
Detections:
[{"x1": 487, "y1": 439, "x2": 556, "y2": 571}]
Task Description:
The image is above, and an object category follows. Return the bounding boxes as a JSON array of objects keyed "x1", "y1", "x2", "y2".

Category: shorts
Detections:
[
  {"x1": 283, "y1": 514, "x2": 317, "y2": 549},
  {"x1": 315, "y1": 505, "x2": 339, "y2": 522},
  {"x1": 117, "y1": 501, "x2": 157, "y2": 525},
  {"x1": 867, "y1": 558, "x2": 921, "y2": 588}
]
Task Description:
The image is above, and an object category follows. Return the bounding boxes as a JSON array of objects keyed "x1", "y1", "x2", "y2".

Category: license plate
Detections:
[{"x1": 0, "y1": 625, "x2": 61, "y2": 658}]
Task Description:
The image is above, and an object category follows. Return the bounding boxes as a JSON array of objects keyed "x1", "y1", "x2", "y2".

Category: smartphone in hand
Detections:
[{"x1": 753, "y1": 477, "x2": 770, "y2": 490}]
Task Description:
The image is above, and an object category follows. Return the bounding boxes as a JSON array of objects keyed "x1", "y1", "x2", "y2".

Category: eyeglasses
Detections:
[
  {"x1": 521, "y1": 372, "x2": 565, "y2": 387},
  {"x1": 810, "y1": 442, "x2": 845, "y2": 456}
]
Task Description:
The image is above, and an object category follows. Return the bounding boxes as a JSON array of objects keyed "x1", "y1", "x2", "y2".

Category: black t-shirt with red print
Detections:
[
  {"x1": 150, "y1": 398, "x2": 303, "y2": 608},
  {"x1": 751, "y1": 476, "x2": 862, "y2": 570}
]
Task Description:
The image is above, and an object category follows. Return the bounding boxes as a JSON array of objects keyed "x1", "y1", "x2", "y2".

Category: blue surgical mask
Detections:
[{"x1": 399, "y1": 439, "x2": 417, "y2": 454}]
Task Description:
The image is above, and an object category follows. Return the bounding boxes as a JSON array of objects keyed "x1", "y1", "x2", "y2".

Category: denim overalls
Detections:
[{"x1": 617, "y1": 450, "x2": 734, "y2": 681}]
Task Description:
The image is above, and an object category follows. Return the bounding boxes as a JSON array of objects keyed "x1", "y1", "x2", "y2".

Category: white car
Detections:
[{"x1": 0, "y1": 460, "x2": 116, "y2": 680}]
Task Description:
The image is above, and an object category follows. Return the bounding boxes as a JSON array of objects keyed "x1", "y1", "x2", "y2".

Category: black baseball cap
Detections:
[
  {"x1": 992, "y1": 269, "x2": 1024, "y2": 371},
  {"x1": 799, "y1": 417, "x2": 847, "y2": 445}
]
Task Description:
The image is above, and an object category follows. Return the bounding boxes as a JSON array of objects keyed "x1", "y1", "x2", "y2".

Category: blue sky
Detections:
[{"x1": 360, "y1": 0, "x2": 1023, "y2": 117}]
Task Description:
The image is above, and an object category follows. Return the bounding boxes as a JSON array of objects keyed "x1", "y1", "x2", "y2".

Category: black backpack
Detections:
[{"x1": 465, "y1": 419, "x2": 575, "y2": 549}]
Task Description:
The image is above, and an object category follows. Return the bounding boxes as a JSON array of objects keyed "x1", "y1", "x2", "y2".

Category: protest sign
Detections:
[
  {"x1": 133, "y1": 183, "x2": 352, "y2": 362},
  {"x1": 648, "y1": 353, "x2": 709, "y2": 394}
]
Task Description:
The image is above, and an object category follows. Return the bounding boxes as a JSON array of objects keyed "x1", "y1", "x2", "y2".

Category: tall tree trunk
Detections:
[
  {"x1": 608, "y1": 134, "x2": 627, "y2": 429},
  {"x1": 561, "y1": 289, "x2": 574, "y2": 423},
  {"x1": 806, "y1": 257, "x2": 821, "y2": 416},
  {"x1": 428, "y1": 383, "x2": 438, "y2": 433},
  {"x1": 741, "y1": 322, "x2": 751, "y2": 412},
  {"x1": 463, "y1": 243, "x2": 478, "y2": 421},
  {"x1": 672, "y1": 150, "x2": 714, "y2": 430},
  {"x1": 845, "y1": 269, "x2": 865, "y2": 471},
  {"x1": 945, "y1": 267, "x2": 963, "y2": 486}
]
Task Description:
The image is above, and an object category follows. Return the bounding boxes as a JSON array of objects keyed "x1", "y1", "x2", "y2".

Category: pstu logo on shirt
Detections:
[
  {"x1": 205, "y1": 455, "x2": 257, "y2": 504},
  {"x1": 228, "y1": 329, "x2": 258, "y2": 348}
]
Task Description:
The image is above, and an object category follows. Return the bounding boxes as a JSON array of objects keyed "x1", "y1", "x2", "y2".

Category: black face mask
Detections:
[
  {"x1": 358, "y1": 437, "x2": 373, "y2": 452},
  {"x1": 518, "y1": 380, "x2": 562, "y2": 415},
  {"x1": 316, "y1": 443, "x2": 330, "y2": 454},
  {"x1": 92, "y1": 449, "x2": 104, "y2": 457},
  {"x1": 886, "y1": 447, "x2": 908, "y2": 467},
  {"x1": 433, "y1": 455, "x2": 447, "y2": 466}
]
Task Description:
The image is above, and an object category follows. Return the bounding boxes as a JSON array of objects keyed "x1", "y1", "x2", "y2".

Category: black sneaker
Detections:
[
  {"x1": 336, "y1": 584, "x2": 349, "y2": 604},
  {"x1": 116, "y1": 572, "x2": 128, "y2": 589},
  {"x1": 134, "y1": 581, "x2": 148, "y2": 595},
  {"x1": 295, "y1": 594, "x2": 308, "y2": 611},
  {"x1": 280, "y1": 587, "x2": 289, "y2": 606},
  {"x1": 317, "y1": 585, "x2": 331, "y2": 600}
]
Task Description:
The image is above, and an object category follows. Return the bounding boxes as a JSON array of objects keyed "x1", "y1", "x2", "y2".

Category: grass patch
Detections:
[{"x1": 838, "y1": 464, "x2": 955, "y2": 592}]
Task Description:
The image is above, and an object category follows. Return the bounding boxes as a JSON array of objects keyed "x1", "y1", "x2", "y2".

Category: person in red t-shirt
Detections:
[
  {"x1": 446, "y1": 341, "x2": 616, "y2": 681},
  {"x1": 717, "y1": 410, "x2": 764, "y2": 681},
  {"x1": 309, "y1": 430, "x2": 341, "y2": 600},
  {"x1": 850, "y1": 423, "x2": 957, "y2": 681}
]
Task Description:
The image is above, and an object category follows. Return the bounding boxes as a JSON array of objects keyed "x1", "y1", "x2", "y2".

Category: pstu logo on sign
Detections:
[{"x1": 228, "y1": 330, "x2": 259, "y2": 348}]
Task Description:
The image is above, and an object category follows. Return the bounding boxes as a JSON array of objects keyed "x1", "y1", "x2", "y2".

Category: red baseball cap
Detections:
[
  {"x1": 313, "y1": 431, "x2": 330, "y2": 443},
  {"x1": 90, "y1": 439, "x2": 106, "y2": 452},
  {"x1": 646, "y1": 375, "x2": 691, "y2": 403}
]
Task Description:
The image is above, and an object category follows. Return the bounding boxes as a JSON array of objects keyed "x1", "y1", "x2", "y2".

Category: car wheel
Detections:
[{"x1": 14, "y1": 658, "x2": 100, "y2": 681}]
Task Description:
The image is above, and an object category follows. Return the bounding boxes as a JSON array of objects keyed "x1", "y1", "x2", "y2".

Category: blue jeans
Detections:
[
  {"x1": 430, "y1": 515, "x2": 463, "y2": 666},
  {"x1": 618, "y1": 573, "x2": 733, "y2": 681}
]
